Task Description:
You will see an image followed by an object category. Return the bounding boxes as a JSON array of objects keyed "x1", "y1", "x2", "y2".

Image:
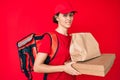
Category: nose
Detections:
[{"x1": 66, "y1": 15, "x2": 72, "y2": 21}]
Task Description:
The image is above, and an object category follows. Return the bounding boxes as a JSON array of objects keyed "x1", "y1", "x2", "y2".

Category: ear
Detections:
[{"x1": 55, "y1": 15, "x2": 59, "y2": 21}]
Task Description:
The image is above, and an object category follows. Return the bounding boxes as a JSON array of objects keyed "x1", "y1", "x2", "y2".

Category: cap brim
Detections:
[{"x1": 60, "y1": 9, "x2": 77, "y2": 14}]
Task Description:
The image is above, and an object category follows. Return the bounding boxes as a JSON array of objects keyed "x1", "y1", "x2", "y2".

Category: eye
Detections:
[
  {"x1": 62, "y1": 13, "x2": 74, "y2": 17},
  {"x1": 69, "y1": 13, "x2": 74, "y2": 17},
  {"x1": 63, "y1": 14, "x2": 68, "y2": 17}
]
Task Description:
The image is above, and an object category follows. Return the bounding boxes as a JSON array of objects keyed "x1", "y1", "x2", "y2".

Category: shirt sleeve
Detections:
[{"x1": 36, "y1": 34, "x2": 51, "y2": 55}]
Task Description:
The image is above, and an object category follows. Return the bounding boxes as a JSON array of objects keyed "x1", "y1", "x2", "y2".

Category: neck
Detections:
[{"x1": 55, "y1": 25, "x2": 68, "y2": 36}]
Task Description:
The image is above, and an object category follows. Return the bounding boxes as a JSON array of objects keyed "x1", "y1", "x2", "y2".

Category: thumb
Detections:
[{"x1": 69, "y1": 61, "x2": 76, "y2": 65}]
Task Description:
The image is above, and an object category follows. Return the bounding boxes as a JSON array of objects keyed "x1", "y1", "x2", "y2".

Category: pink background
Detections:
[{"x1": 0, "y1": 0, "x2": 120, "y2": 80}]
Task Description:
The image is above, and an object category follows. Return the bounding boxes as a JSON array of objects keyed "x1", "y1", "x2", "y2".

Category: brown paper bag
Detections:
[
  {"x1": 70, "y1": 33, "x2": 101, "y2": 61},
  {"x1": 71, "y1": 54, "x2": 116, "y2": 77}
]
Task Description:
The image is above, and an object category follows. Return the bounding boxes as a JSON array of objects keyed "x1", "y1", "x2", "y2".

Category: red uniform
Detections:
[{"x1": 37, "y1": 31, "x2": 76, "y2": 80}]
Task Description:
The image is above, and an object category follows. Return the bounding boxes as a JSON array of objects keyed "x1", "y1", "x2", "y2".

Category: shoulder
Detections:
[
  {"x1": 38, "y1": 32, "x2": 58, "y2": 44},
  {"x1": 43, "y1": 32, "x2": 57, "y2": 39},
  {"x1": 42, "y1": 32, "x2": 55, "y2": 40}
]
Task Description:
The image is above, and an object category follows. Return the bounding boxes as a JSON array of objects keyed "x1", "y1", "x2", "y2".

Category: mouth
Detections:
[{"x1": 66, "y1": 22, "x2": 72, "y2": 25}]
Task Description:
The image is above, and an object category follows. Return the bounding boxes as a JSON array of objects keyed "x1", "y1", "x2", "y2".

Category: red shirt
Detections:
[{"x1": 37, "y1": 31, "x2": 76, "y2": 80}]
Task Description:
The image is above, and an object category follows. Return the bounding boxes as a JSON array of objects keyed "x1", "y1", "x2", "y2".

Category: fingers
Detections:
[
  {"x1": 64, "y1": 61, "x2": 82, "y2": 75},
  {"x1": 70, "y1": 68, "x2": 80, "y2": 75},
  {"x1": 70, "y1": 63, "x2": 81, "y2": 75}
]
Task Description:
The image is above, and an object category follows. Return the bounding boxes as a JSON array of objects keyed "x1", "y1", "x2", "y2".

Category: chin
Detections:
[
  {"x1": 66, "y1": 24, "x2": 72, "y2": 28},
  {"x1": 65, "y1": 25, "x2": 71, "y2": 29}
]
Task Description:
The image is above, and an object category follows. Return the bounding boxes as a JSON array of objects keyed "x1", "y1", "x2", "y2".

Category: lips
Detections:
[{"x1": 65, "y1": 21, "x2": 71, "y2": 24}]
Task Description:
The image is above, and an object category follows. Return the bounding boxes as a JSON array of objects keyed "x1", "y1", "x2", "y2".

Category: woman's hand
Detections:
[{"x1": 63, "y1": 62, "x2": 81, "y2": 75}]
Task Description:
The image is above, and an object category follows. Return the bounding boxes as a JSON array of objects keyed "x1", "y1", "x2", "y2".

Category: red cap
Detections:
[{"x1": 54, "y1": 2, "x2": 77, "y2": 15}]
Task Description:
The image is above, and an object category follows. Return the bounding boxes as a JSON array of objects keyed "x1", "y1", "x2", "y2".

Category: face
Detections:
[{"x1": 56, "y1": 12, "x2": 74, "y2": 29}]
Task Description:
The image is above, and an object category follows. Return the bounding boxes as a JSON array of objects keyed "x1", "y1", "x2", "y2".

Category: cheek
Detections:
[
  {"x1": 71, "y1": 17, "x2": 74, "y2": 21},
  {"x1": 58, "y1": 17, "x2": 65, "y2": 23}
]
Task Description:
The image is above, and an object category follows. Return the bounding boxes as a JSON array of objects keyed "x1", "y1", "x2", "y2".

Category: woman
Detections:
[{"x1": 33, "y1": 2, "x2": 81, "y2": 80}]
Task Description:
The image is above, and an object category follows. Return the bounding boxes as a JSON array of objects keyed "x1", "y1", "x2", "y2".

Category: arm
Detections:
[
  {"x1": 33, "y1": 52, "x2": 63, "y2": 73},
  {"x1": 33, "y1": 52, "x2": 81, "y2": 75}
]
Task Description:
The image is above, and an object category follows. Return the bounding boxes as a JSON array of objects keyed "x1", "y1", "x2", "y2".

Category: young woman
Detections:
[{"x1": 33, "y1": 2, "x2": 81, "y2": 80}]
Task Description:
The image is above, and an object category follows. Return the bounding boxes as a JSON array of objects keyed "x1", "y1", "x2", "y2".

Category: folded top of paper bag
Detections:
[{"x1": 70, "y1": 33, "x2": 101, "y2": 61}]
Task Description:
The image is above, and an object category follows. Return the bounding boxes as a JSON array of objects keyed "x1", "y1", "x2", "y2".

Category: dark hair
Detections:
[{"x1": 53, "y1": 13, "x2": 59, "y2": 24}]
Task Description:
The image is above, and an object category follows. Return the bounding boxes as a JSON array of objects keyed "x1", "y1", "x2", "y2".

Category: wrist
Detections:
[{"x1": 59, "y1": 65, "x2": 65, "y2": 72}]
